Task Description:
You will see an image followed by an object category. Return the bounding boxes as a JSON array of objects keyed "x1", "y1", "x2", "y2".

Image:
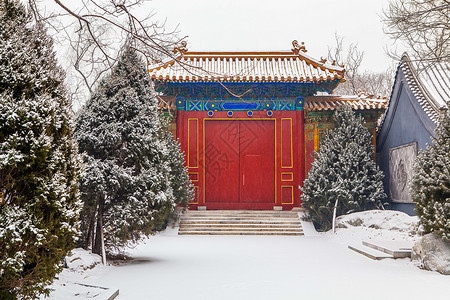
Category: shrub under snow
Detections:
[
  {"x1": 301, "y1": 106, "x2": 386, "y2": 231},
  {"x1": 410, "y1": 103, "x2": 450, "y2": 241}
]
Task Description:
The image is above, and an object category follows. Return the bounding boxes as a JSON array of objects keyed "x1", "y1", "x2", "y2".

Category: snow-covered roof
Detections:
[
  {"x1": 380, "y1": 53, "x2": 449, "y2": 128},
  {"x1": 415, "y1": 59, "x2": 450, "y2": 109},
  {"x1": 148, "y1": 41, "x2": 345, "y2": 84},
  {"x1": 304, "y1": 93, "x2": 387, "y2": 111}
]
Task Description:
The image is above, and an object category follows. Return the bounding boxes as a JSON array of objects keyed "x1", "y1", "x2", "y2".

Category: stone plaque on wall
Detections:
[{"x1": 389, "y1": 142, "x2": 417, "y2": 203}]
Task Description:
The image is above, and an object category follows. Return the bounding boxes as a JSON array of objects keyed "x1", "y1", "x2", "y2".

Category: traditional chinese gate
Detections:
[
  {"x1": 176, "y1": 101, "x2": 304, "y2": 210},
  {"x1": 205, "y1": 119, "x2": 275, "y2": 206},
  {"x1": 149, "y1": 46, "x2": 349, "y2": 210}
]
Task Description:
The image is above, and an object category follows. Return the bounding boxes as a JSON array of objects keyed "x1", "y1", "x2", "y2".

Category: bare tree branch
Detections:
[
  {"x1": 27, "y1": 0, "x2": 187, "y2": 108},
  {"x1": 328, "y1": 33, "x2": 394, "y2": 98},
  {"x1": 383, "y1": 0, "x2": 450, "y2": 64}
]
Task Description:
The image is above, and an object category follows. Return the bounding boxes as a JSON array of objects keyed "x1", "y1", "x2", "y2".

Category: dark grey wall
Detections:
[{"x1": 376, "y1": 68, "x2": 436, "y2": 215}]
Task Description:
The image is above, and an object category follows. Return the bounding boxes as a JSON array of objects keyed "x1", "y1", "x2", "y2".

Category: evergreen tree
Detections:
[
  {"x1": 0, "y1": 0, "x2": 81, "y2": 298},
  {"x1": 75, "y1": 47, "x2": 188, "y2": 254},
  {"x1": 410, "y1": 104, "x2": 450, "y2": 241},
  {"x1": 159, "y1": 114, "x2": 194, "y2": 216},
  {"x1": 301, "y1": 106, "x2": 386, "y2": 231}
]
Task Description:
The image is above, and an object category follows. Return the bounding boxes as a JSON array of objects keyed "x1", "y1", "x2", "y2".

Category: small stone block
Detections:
[
  {"x1": 291, "y1": 207, "x2": 304, "y2": 212},
  {"x1": 197, "y1": 206, "x2": 207, "y2": 211},
  {"x1": 273, "y1": 206, "x2": 283, "y2": 211}
]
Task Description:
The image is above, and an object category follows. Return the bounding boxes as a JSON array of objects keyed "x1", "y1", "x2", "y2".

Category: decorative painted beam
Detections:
[
  {"x1": 175, "y1": 97, "x2": 304, "y2": 111},
  {"x1": 154, "y1": 81, "x2": 339, "y2": 99}
]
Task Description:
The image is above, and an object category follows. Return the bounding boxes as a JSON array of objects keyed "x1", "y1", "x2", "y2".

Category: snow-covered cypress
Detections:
[
  {"x1": 75, "y1": 47, "x2": 187, "y2": 254},
  {"x1": 301, "y1": 105, "x2": 386, "y2": 231},
  {"x1": 410, "y1": 104, "x2": 450, "y2": 241},
  {"x1": 158, "y1": 115, "x2": 194, "y2": 221},
  {"x1": 0, "y1": 0, "x2": 81, "y2": 298}
]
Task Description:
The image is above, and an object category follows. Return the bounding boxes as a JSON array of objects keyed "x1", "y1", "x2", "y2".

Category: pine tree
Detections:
[
  {"x1": 0, "y1": 0, "x2": 81, "y2": 298},
  {"x1": 75, "y1": 47, "x2": 186, "y2": 254},
  {"x1": 410, "y1": 104, "x2": 450, "y2": 241},
  {"x1": 301, "y1": 106, "x2": 386, "y2": 231}
]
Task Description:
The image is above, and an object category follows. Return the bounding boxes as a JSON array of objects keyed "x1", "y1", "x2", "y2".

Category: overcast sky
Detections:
[{"x1": 148, "y1": 0, "x2": 401, "y2": 73}]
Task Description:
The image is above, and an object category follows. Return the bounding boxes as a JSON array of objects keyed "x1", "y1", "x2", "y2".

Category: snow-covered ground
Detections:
[{"x1": 43, "y1": 210, "x2": 450, "y2": 300}]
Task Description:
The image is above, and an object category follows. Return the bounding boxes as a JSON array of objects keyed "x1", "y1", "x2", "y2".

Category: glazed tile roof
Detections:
[
  {"x1": 380, "y1": 53, "x2": 449, "y2": 128},
  {"x1": 417, "y1": 60, "x2": 450, "y2": 109},
  {"x1": 304, "y1": 93, "x2": 388, "y2": 111},
  {"x1": 149, "y1": 41, "x2": 345, "y2": 83}
]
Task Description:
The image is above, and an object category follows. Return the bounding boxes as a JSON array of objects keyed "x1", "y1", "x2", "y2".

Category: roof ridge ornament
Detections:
[
  {"x1": 173, "y1": 41, "x2": 188, "y2": 56},
  {"x1": 292, "y1": 40, "x2": 307, "y2": 55}
]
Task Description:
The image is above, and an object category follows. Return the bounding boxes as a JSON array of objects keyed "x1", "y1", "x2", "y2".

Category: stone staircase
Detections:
[
  {"x1": 348, "y1": 240, "x2": 414, "y2": 260},
  {"x1": 178, "y1": 210, "x2": 304, "y2": 235}
]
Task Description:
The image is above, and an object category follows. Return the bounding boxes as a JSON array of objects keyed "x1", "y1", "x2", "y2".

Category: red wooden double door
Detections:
[
  {"x1": 205, "y1": 120, "x2": 275, "y2": 206},
  {"x1": 177, "y1": 110, "x2": 304, "y2": 210}
]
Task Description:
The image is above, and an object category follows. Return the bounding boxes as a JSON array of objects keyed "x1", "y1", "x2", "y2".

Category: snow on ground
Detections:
[
  {"x1": 40, "y1": 249, "x2": 114, "y2": 300},
  {"x1": 323, "y1": 209, "x2": 421, "y2": 245},
  {"x1": 44, "y1": 211, "x2": 449, "y2": 300}
]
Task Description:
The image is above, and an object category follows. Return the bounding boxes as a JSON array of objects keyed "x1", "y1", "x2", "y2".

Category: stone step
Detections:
[
  {"x1": 348, "y1": 244, "x2": 394, "y2": 260},
  {"x1": 179, "y1": 223, "x2": 302, "y2": 229},
  {"x1": 179, "y1": 210, "x2": 304, "y2": 236},
  {"x1": 183, "y1": 212, "x2": 298, "y2": 216},
  {"x1": 179, "y1": 227, "x2": 302, "y2": 232},
  {"x1": 179, "y1": 231, "x2": 304, "y2": 236},
  {"x1": 180, "y1": 218, "x2": 301, "y2": 223},
  {"x1": 180, "y1": 218, "x2": 300, "y2": 223},
  {"x1": 362, "y1": 240, "x2": 413, "y2": 258},
  {"x1": 184, "y1": 210, "x2": 299, "y2": 213},
  {"x1": 182, "y1": 214, "x2": 299, "y2": 218}
]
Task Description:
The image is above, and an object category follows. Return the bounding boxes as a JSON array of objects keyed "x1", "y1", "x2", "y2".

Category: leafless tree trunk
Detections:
[{"x1": 93, "y1": 197, "x2": 104, "y2": 256}]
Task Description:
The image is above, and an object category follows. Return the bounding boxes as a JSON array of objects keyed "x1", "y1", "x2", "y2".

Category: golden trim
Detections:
[
  {"x1": 188, "y1": 172, "x2": 199, "y2": 182},
  {"x1": 305, "y1": 128, "x2": 315, "y2": 174},
  {"x1": 281, "y1": 172, "x2": 293, "y2": 181},
  {"x1": 187, "y1": 118, "x2": 199, "y2": 168},
  {"x1": 314, "y1": 126, "x2": 319, "y2": 152},
  {"x1": 203, "y1": 118, "x2": 277, "y2": 204},
  {"x1": 281, "y1": 185, "x2": 294, "y2": 204},
  {"x1": 281, "y1": 118, "x2": 293, "y2": 168},
  {"x1": 275, "y1": 119, "x2": 277, "y2": 205},
  {"x1": 203, "y1": 118, "x2": 206, "y2": 205}
]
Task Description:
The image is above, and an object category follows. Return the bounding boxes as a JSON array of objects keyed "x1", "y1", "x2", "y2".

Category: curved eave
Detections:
[
  {"x1": 304, "y1": 96, "x2": 388, "y2": 112},
  {"x1": 150, "y1": 76, "x2": 344, "y2": 85},
  {"x1": 148, "y1": 51, "x2": 346, "y2": 81}
]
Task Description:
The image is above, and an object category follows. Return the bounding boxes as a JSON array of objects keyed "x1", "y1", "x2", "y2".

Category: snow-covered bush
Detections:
[
  {"x1": 410, "y1": 104, "x2": 450, "y2": 241},
  {"x1": 0, "y1": 0, "x2": 81, "y2": 298},
  {"x1": 301, "y1": 105, "x2": 386, "y2": 231},
  {"x1": 75, "y1": 47, "x2": 192, "y2": 254}
]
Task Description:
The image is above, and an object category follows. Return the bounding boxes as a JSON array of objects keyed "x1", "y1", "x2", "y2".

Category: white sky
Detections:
[{"x1": 148, "y1": 0, "x2": 401, "y2": 73}]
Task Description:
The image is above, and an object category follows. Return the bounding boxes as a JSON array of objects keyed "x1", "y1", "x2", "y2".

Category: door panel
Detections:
[
  {"x1": 240, "y1": 121, "x2": 275, "y2": 203},
  {"x1": 205, "y1": 121, "x2": 240, "y2": 203},
  {"x1": 243, "y1": 155, "x2": 262, "y2": 202}
]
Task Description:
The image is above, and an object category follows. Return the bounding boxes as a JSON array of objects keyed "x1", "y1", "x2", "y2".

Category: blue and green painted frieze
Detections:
[{"x1": 176, "y1": 97, "x2": 304, "y2": 111}]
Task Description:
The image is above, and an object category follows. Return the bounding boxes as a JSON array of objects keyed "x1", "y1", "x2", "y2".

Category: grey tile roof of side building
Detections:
[{"x1": 378, "y1": 53, "x2": 449, "y2": 131}]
